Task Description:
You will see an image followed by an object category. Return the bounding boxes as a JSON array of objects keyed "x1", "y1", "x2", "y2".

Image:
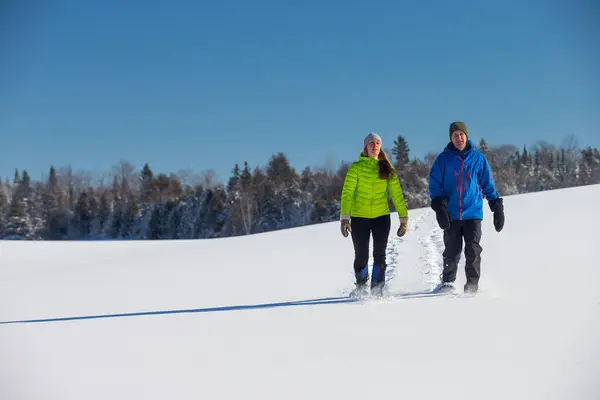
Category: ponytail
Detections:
[
  {"x1": 362, "y1": 148, "x2": 395, "y2": 180},
  {"x1": 378, "y1": 150, "x2": 395, "y2": 180}
]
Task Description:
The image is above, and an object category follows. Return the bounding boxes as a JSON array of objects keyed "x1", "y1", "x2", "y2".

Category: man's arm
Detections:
[
  {"x1": 478, "y1": 155, "x2": 499, "y2": 201},
  {"x1": 479, "y1": 155, "x2": 505, "y2": 232},
  {"x1": 428, "y1": 155, "x2": 445, "y2": 200}
]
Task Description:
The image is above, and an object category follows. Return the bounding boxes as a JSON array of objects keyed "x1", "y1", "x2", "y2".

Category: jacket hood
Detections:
[
  {"x1": 444, "y1": 139, "x2": 475, "y2": 156},
  {"x1": 358, "y1": 153, "x2": 379, "y2": 162}
]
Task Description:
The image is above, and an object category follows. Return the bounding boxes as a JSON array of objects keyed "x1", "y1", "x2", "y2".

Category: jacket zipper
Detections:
[{"x1": 459, "y1": 156, "x2": 464, "y2": 219}]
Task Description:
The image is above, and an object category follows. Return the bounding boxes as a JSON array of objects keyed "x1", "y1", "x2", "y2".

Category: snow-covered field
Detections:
[{"x1": 1, "y1": 185, "x2": 599, "y2": 400}]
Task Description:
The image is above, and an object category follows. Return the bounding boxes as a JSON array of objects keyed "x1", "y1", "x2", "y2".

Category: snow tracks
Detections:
[{"x1": 339, "y1": 209, "x2": 445, "y2": 296}]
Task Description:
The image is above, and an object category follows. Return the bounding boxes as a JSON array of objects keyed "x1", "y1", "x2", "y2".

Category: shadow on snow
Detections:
[{"x1": 0, "y1": 288, "x2": 447, "y2": 325}]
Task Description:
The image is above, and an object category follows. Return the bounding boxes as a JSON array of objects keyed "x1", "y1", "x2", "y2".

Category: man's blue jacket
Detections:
[{"x1": 429, "y1": 140, "x2": 499, "y2": 220}]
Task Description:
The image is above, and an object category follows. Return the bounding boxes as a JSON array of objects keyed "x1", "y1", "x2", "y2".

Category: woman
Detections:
[{"x1": 340, "y1": 132, "x2": 409, "y2": 296}]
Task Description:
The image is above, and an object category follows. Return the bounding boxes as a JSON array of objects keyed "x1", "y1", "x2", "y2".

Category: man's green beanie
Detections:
[{"x1": 449, "y1": 121, "x2": 468, "y2": 140}]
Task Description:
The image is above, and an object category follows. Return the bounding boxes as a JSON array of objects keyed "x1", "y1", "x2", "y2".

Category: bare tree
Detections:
[
  {"x1": 72, "y1": 170, "x2": 94, "y2": 194},
  {"x1": 201, "y1": 169, "x2": 218, "y2": 188},
  {"x1": 175, "y1": 167, "x2": 206, "y2": 188},
  {"x1": 112, "y1": 160, "x2": 138, "y2": 193}
]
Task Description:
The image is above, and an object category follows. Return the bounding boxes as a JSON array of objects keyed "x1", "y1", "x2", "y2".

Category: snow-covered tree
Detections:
[{"x1": 0, "y1": 135, "x2": 598, "y2": 241}]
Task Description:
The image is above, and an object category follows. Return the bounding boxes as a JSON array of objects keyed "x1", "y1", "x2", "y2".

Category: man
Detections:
[{"x1": 428, "y1": 121, "x2": 505, "y2": 294}]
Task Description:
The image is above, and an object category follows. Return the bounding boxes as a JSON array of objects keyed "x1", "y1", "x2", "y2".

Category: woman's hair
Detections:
[{"x1": 363, "y1": 147, "x2": 395, "y2": 180}]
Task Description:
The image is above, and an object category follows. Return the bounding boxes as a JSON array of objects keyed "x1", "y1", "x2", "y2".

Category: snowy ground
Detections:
[{"x1": 1, "y1": 185, "x2": 599, "y2": 400}]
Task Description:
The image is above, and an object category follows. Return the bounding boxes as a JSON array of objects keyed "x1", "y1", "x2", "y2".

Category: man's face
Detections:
[{"x1": 451, "y1": 130, "x2": 467, "y2": 151}]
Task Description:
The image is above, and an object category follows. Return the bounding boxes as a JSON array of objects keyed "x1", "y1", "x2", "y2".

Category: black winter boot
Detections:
[{"x1": 464, "y1": 282, "x2": 478, "y2": 295}]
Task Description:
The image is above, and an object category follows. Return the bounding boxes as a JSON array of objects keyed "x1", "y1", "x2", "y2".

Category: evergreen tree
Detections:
[
  {"x1": 2, "y1": 172, "x2": 29, "y2": 239},
  {"x1": 43, "y1": 166, "x2": 66, "y2": 239},
  {"x1": 121, "y1": 193, "x2": 139, "y2": 238},
  {"x1": 479, "y1": 138, "x2": 489, "y2": 155},
  {"x1": 578, "y1": 147, "x2": 596, "y2": 186},
  {"x1": 97, "y1": 190, "x2": 112, "y2": 237},
  {"x1": 13, "y1": 169, "x2": 20, "y2": 186},
  {"x1": 0, "y1": 180, "x2": 8, "y2": 232},
  {"x1": 228, "y1": 163, "x2": 241, "y2": 193},
  {"x1": 392, "y1": 135, "x2": 410, "y2": 170},
  {"x1": 73, "y1": 190, "x2": 92, "y2": 239},
  {"x1": 140, "y1": 163, "x2": 156, "y2": 203}
]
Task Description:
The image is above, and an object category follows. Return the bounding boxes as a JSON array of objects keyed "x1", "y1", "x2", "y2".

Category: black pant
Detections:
[
  {"x1": 350, "y1": 215, "x2": 391, "y2": 284},
  {"x1": 442, "y1": 219, "x2": 482, "y2": 286}
]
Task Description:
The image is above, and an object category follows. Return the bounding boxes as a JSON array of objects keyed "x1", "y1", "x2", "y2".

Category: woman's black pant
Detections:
[{"x1": 350, "y1": 214, "x2": 391, "y2": 287}]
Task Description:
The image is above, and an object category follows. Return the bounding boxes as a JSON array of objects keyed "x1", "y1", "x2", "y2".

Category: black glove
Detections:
[
  {"x1": 431, "y1": 197, "x2": 450, "y2": 230},
  {"x1": 489, "y1": 198, "x2": 504, "y2": 232}
]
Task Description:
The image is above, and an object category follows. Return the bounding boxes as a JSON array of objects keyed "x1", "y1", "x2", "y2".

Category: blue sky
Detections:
[{"x1": 1, "y1": 0, "x2": 598, "y2": 184}]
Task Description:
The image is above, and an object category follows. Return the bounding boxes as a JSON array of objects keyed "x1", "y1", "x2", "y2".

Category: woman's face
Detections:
[{"x1": 366, "y1": 139, "x2": 381, "y2": 158}]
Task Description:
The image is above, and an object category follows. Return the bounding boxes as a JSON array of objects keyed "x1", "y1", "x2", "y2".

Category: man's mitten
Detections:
[
  {"x1": 431, "y1": 197, "x2": 450, "y2": 230},
  {"x1": 489, "y1": 198, "x2": 504, "y2": 232}
]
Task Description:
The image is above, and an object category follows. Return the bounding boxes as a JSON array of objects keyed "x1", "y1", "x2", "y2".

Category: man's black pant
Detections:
[
  {"x1": 350, "y1": 215, "x2": 390, "y2": 285},
  {"x1": 442, "y1": 219, "x2": 482, "y2": 286}
]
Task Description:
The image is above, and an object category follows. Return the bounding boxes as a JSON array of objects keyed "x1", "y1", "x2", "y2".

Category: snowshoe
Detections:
[
  {"x1": 349, "y1": 283, "x2": 369, "y2": 299},
  {"x1": 370, "y1": 283, "x2": 385, "y2": 298},
  {"x1": 370, "y1": 264, "x2": 386, "y2": 297},
  {"x1": 435, "y1": 282, "x2": 457, "y2": 294}
]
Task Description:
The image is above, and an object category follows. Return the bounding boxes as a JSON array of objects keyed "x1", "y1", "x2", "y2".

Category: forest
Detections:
[{"x1": 1, "y1": 135, "x2": 598, "y2": 240}]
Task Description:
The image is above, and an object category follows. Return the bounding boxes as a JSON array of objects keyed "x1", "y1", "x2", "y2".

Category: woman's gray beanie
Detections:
[{"x1": 364, "y1": 132, "x2": 382, "y2": 148}]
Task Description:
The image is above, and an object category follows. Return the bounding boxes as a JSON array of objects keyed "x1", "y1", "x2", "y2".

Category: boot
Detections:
[
  {"x1": 350, "y1": 266, "x2": 369, "y2": 298},
  {"x1": 464, "y1": 282, "x2": 478, "y2": 295},
  {"x1": 370, "y1": 264, "x2": 386, "y2": 296}
]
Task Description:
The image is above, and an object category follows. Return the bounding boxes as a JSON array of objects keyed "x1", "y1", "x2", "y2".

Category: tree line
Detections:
[{"x1": 1, "y1": 135, "x2": 598, "y2": 240}]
